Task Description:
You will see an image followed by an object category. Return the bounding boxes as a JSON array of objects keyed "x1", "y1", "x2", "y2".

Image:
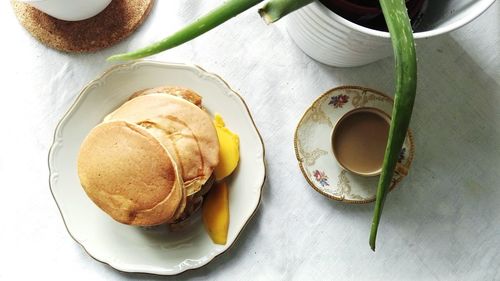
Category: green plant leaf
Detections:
[
  {"x1": 370, "y1": 0, "x2": 417, "y2": 251},
  {"x1": 258, "y1": 0, "x2": 314, "y2": 24},
  {"x1": 108, "y1": 0, "x2": 264, "y2": 61}
]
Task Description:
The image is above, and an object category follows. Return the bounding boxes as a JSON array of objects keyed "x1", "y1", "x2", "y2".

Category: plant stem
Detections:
[
  {"x1": 107, "y1": 0, "x2": 264, "y2": 61},
  {"x1": 369, "y1": 0, "x2": 417, "y2": 251},
  {"x1": 258, "y1": 0, "x2": 314, "y2": 24}
]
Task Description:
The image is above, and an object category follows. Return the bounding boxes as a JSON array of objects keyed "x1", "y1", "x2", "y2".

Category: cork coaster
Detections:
[{"x1": 11, "y1": 0, "x2": 154, "y2": 53}]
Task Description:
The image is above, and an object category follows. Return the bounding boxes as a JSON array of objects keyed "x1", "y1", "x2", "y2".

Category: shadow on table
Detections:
[
  {"x1": 381, "y1": 33, "x2": 499, "y2": 260},
  {"x1": 313, "y1": 32, "x2": 499, "y2": 266},
  {"x1": 103, "y1": 179, "x2": 270, "y2": 280}
]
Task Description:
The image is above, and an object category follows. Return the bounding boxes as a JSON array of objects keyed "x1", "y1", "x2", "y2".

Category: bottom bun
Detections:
[{"x1": 77, "y1": 121, "x2": 183, "y2": 226}]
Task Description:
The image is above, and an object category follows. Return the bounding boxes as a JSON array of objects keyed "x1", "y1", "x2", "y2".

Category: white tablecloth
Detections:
[{"x1": 1, "y1": 1, "x2": 499, "y2": 280}]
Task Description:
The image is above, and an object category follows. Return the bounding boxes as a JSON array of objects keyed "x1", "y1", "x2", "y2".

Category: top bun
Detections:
[
  {"x1": 129, "y1": 86, "x2": 203, "y2": 108},
  {"x1": 105, "y1": 94, "x2": 220, "y2": 197},
  {"x1": 77, "y1": 121, "x2": 183, "y2": 226}
]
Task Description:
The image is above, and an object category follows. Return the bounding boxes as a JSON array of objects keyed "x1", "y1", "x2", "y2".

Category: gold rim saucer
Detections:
[{"x1": 294, "y1": 85, "x2": 415, "y2": 204}]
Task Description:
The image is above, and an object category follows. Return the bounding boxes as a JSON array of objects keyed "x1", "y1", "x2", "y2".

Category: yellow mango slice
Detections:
[
  {"x1": 202, "y1": 181, "x2": 229, "y2": 245},
  {"x1": 213, "y1": 114, "x2": 240, "y2": 180}
]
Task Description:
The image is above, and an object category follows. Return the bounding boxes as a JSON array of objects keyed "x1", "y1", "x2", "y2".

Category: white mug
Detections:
[{"x1": 19, "y1": 0, "x2": 112, "y2": 21}]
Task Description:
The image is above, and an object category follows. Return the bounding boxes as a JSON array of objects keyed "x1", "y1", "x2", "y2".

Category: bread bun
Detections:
[
  {"x1": 105, "y1": 94, "x2": 220, "y2": 197},
  {"x1": 77, "y1": 121, "x2": 183, "y2": 226},
  {"x1": 129, "y1": 86, "x2": 202, "y2": 108}
]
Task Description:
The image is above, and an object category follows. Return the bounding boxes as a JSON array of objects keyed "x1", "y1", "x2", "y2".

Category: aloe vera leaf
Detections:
[
  {"x1": 108, "y1": 0, "x2": 264, "y2": 61},
  {"x1": 258, "y1": 0, "x2": 314, "y2": 24},
  {"x1": 369, "y1": 0, "x2": 417, "y2": 251}
]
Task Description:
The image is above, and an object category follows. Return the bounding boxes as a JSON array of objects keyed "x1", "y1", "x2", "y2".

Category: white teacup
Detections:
[{"x1": 19, "y1": 0, "x2": 112, "y2": 21}]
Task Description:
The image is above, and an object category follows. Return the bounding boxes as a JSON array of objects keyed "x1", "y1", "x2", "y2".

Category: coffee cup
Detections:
[{"x1": 331, "y1": 107, "x2": 390, "y2": 177}]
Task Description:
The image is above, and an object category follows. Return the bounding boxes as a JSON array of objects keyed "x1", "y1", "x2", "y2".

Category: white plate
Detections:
[
  {"x1": 294, "y1": 86, "x2": 414, "y2": 203},
  {"x1": 48, "y1": 61, "x2": 266, "y2": 275}
]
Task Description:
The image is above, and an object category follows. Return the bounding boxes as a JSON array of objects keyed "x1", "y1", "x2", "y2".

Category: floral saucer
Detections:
[{"x1": 294, "y1": 86, "x2": 415, "y2": 203}]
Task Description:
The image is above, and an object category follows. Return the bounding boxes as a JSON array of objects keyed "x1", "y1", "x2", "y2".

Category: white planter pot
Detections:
[{"x1": 286, "y1": 0, "x2": 496, "y2": 67}]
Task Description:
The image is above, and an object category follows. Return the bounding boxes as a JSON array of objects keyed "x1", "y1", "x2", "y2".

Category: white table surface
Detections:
[{"x1": 1, "y1": 1, "x2": 499, "y2": 280}]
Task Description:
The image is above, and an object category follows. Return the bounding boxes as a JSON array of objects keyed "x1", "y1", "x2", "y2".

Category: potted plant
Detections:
[
  {"x1": 316, "y1": 0, "x2": 427, "y2": 31},
  {"x1": 104, "y1": 0, "x2": 485, "y2": 250}
]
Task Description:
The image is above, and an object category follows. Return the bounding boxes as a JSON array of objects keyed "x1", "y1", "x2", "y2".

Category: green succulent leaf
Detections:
[{"x1": 370, "y1": 0, "x2": 417, "y2": 251}]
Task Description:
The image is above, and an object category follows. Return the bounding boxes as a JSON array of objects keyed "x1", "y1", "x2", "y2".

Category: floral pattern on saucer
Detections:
[
  {"x1": 313, "y1": 170, "x2": 330, "y2": 187},
  {"x1": 294, "y1": 86, "x2": 415, "y2": 203},
  {"x1": 329, "y1": 94, "x2": 349, "y2": 108}
]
